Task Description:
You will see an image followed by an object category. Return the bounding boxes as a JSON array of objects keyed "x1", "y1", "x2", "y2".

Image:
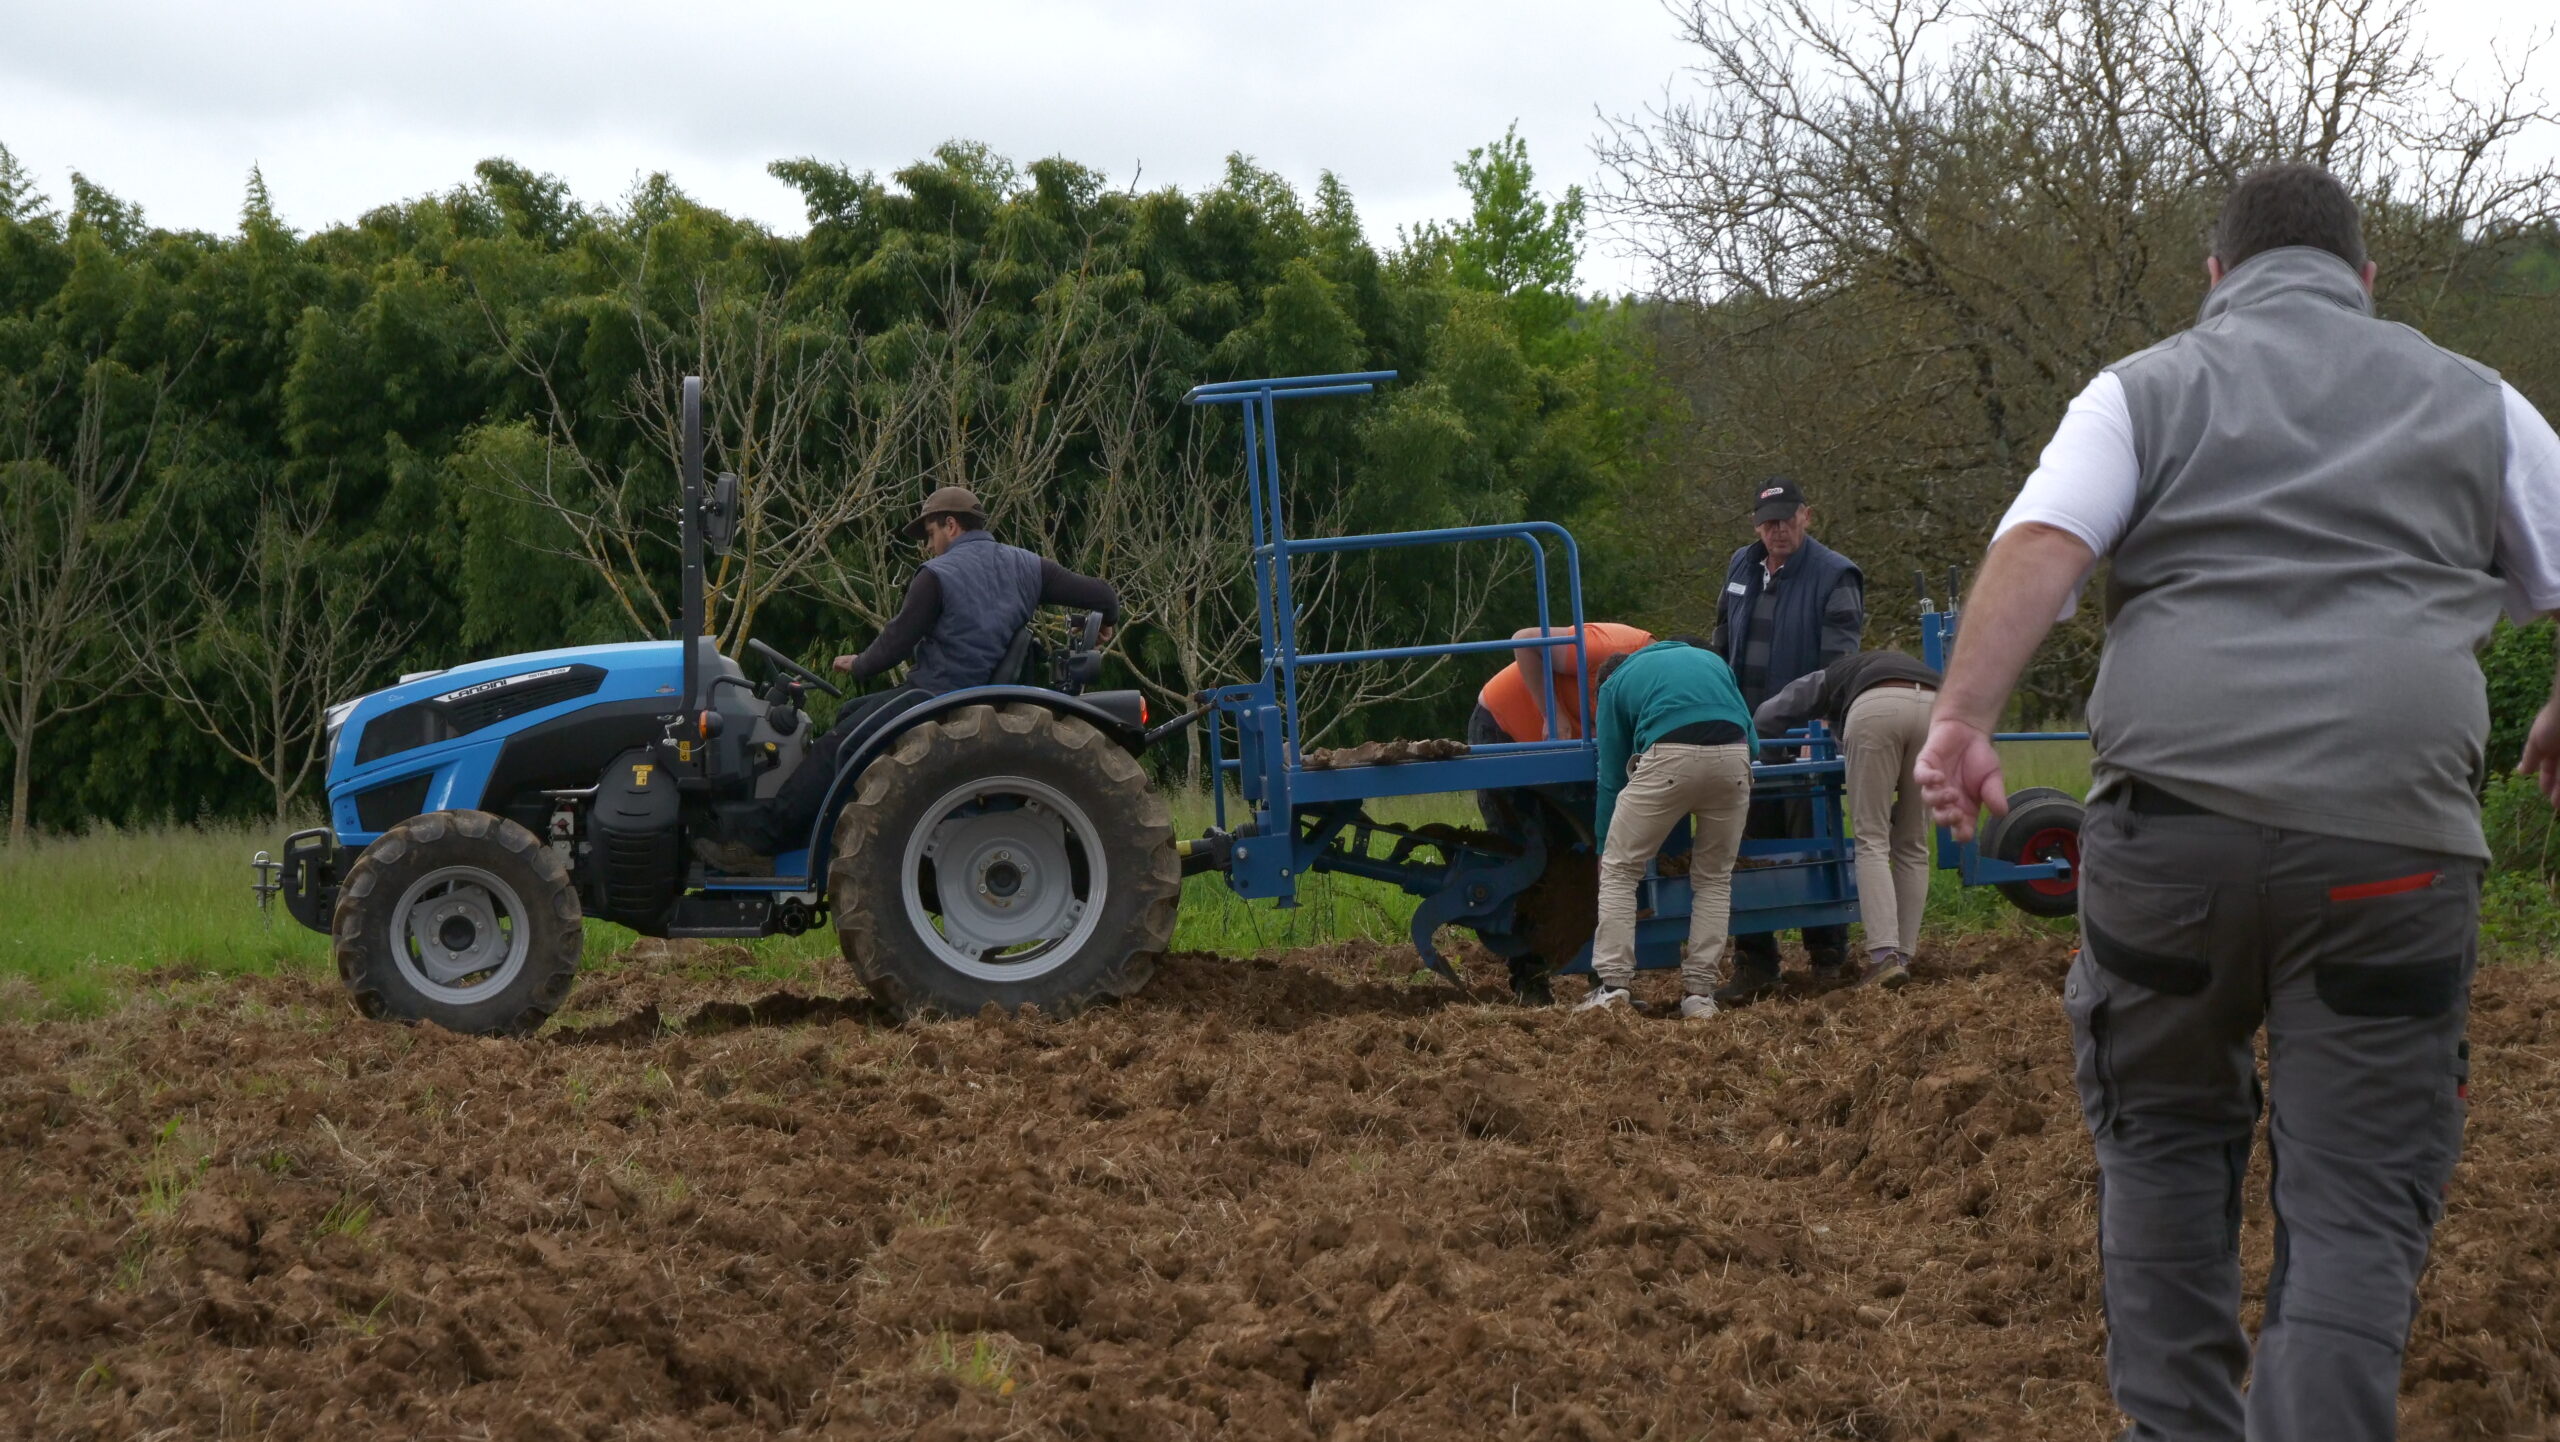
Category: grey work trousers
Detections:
[{"x1": 2070, "y1": 794, "x2": 2478, "y2": 1441}]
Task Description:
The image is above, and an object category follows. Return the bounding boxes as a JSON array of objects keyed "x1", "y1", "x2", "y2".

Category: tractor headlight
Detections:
[{"x1": 324, "y1": 697, "x2": 360, "y2": 759}]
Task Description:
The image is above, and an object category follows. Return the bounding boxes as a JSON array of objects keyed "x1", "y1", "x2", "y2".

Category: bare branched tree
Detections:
[
  {"x1": 1599, "y1": 0, "x2": 2559, "y2": 716},
  {"x1": 470, "y1": 264, "x2": 921, "y2": 649},
  {"x1": 801, "y1": 255, "x2": 1148, "y2": 643},
  {"x1": 0, "y1": 359, "x2": 181, "y2": 844},
  {"x1": 1083, "y1": 361, "x2": 1256, "y2": 783},
  {"x1": 138, "y1": 488, "x2": 420, "y2": 823}
]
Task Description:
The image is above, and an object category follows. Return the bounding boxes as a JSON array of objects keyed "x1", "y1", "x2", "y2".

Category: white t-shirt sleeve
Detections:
[
  {"x1": 2495, "y1": 381, "x2": 2560, "y2": 622},
  {"x1": 1991, "y1": 370, "x2": 2138, "y2": 620}
]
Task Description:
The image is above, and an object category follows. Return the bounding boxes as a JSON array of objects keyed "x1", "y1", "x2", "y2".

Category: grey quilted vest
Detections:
[
  {"x1": 908, "y1": 530, "x2": 1044, "y2": 695},
  {"x1": 2092, "y1": 246, "x2": 2508, "y2": 858}
]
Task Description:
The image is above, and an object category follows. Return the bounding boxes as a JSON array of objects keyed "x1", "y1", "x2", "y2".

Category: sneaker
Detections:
[
  {"x1": 1858, "y1": 951, "x2": 1912, "y2": 990},
  {"x1": 690, "y1": 836, "x2": 774, "y2": 877},
  {"x1": 1678, "y1": 993, "x2": 1720, "y2": 1021},
  {"x1": 1711, "y1": 963, "x2": 1780, "y2": 1008},
  {"x1": 1574, "y1": 984, "x2": 1632, "y2": 1013}
]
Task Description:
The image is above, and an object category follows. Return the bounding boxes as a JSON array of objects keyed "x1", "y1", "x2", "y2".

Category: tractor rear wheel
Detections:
[
  {"x1": 333, "y1": 810, "x2": 584, "y2": 1035},
  {"x1": 830, "y1": 703, "x2": 1179, "y2": 1020}
]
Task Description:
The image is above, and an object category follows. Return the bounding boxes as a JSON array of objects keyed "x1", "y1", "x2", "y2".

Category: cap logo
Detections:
[{"x1": 1760, "y1": 486, "x2": 1785, "y2": 499}]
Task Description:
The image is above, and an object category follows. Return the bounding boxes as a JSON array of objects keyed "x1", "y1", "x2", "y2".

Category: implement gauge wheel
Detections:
[
  {"x1": 333, "y1": 810, "x2": 584, "y2": 1035},
  {"x1": 1985, "y1": 788, "x2": 2084, "y2": 919},
  {"x1": 830, "y1": 703, "x2": 1180, "y2": 1020}
]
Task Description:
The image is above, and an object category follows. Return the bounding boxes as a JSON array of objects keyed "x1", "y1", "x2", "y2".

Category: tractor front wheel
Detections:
[
  {"x1": 830, "y1": 704, "x2": 1179, "y2": 1020},
  {"x1": 333, "y1": 810, "x2": 584, "y2": 1035}
]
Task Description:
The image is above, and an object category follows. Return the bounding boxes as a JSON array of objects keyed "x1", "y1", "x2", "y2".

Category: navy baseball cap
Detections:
[{"x1": 1752, "y1": 477, "x2": 1806, "y2": 524}]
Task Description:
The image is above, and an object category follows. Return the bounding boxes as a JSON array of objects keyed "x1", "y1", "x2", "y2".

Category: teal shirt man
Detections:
[{"x1": 1594, "y1": 640, "x2": 1759, "y2": 847}]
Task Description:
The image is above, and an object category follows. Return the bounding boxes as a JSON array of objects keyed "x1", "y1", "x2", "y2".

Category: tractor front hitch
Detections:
[{"x1": 253, "y1": 828, "x2": 340, "y2": 936}]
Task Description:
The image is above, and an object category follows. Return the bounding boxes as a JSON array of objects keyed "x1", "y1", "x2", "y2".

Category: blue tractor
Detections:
[
  {"x1": 260, "y1": 371, "x2": 2080, "y2": 1035},
  {"x1": 258, "y1": 377, "x2": 1180, "y2": 1034}
]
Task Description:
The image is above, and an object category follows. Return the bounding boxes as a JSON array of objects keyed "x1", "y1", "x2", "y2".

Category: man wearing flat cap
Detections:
[
  {"x1": 704, "y1": 484, "x2": 1121, "y2": 866},
  {"x1": 1706, "y1": 475, "x2": 1866, "y2": 1002}
]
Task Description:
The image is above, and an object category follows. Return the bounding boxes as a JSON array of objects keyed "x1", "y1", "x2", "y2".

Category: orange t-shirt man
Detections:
[{"x1": 1472, "y1": 622, "x2": 1656, "y2": 742}]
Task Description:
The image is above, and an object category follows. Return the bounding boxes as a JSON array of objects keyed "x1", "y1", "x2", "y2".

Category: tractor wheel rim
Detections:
[
  {"x1": 901, "y1": 775, "x2": 1106, "y2": 983},
  {"x1": 2020, "y1": 827, "x2": 2081, "y2": 897},
  {"x1": 389, "y1": 865, "x2": 533, "y2": 1004}
]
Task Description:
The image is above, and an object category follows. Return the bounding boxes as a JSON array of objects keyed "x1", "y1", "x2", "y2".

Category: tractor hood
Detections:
[{"x1": 328, "y1": 641, "x2": 689, "y2": 794}]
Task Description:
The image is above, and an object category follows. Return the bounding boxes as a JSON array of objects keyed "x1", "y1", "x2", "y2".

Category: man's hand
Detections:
[
  {"x1": 1916, "y1": 716, "x2": 2009, "y2": 842},
  {"x1": 830, "y1": 654, "x2": 857, "y2": 674},
  {"x1": 1914, "y1": 522, "x2": 2093, "y2": 841},
  {"x1": 2518, "y1": 699, "x2": 2560, "y2": 805}
]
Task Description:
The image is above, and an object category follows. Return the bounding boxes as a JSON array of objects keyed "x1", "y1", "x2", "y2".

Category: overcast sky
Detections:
[{"x1": 0, "y1": 0, "x2": 2546, "y2": 298}]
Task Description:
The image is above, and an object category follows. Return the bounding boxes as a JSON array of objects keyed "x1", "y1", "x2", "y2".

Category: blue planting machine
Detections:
[
  {"x1": 1175, "y1": 372, "x2": 2083, "y2": 995},
  {"x1": 256, "y1": 372, "x2": 2079, "y2": 1035}
]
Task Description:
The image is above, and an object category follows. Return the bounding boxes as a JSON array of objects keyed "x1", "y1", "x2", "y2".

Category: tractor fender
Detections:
[{"x1": 799, "y1": 686, "x2": 1149, "y2": 876}]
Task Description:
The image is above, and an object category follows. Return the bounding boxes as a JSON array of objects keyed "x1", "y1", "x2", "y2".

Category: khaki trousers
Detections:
[
  {"x1": 1843, "y1": 685, "x2": 1933, "y2": 957},
  {"x1": 1593, "y1": 742, "x2": 1753, "y2": 993}
]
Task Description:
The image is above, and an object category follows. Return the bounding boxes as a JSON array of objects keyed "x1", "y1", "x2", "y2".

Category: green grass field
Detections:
[{"x1": 0, "y1": 741, "x2": 2099, "y2": 1018}]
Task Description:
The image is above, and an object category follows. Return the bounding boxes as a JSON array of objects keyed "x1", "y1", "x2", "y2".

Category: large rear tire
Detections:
[
  {"x1": 830, "y1": 703, "x2": 1179, "y2": 1020},
  {"x1": 333, "y1": 810, "x2": 584, "y2": 1035}
]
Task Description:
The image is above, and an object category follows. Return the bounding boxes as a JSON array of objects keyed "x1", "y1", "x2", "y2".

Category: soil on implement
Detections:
[{"x1": 5, "y1": 940, "x2": 2557, "y2": 1440}]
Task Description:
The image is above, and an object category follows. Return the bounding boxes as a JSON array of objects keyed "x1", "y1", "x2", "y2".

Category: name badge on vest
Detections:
[{"x1": 1726, "y1": 581, "x2": 1746, "y2": 595}]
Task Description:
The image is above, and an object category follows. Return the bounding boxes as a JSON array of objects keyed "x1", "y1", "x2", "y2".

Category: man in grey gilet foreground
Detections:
[
  {"x1": 1917, "y1": 165, "x2": 2560, "y2": 1439},
  {"x1": 706, "y1": 485, "x2": 1120, "y2": 865}
]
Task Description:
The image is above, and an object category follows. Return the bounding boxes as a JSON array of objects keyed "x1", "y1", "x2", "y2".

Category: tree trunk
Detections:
[{"x1": 9, "y1": 732, "x2": 28, "y2": 848}]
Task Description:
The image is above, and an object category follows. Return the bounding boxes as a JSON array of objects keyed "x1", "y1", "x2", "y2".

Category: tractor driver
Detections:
[{"x1": 698, "y1": 484, "x2": 1120, "y2": 871}]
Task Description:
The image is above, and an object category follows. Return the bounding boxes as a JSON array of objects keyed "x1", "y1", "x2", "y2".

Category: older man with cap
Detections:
[
  {"x1": 699, "y1": 485, "x2": 1121, "y2": 868},
  {"x1": 1708, "y1": 475, "x2": 1866, "y2": 1002}
]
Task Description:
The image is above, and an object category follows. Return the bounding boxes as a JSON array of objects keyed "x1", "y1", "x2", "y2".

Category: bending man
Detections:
[
  {"x1": 1754, "y1": 648, "x2": 1941, "y2": 990},
  {"x1": 1582, "y1": 638, "x2": 1757, "y2": 1019}
]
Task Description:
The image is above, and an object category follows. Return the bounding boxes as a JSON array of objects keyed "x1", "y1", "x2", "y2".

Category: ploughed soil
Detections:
[{"x1": 5, "y1": 936, "x2": 2557, "y2": 1441}]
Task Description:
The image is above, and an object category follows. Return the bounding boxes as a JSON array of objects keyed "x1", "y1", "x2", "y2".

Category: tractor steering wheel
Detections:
[{"x1": 746, "y1": 638, "x2": 843, "y2": 698}]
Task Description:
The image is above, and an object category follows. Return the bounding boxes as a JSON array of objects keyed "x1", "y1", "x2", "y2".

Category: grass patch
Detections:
[
  {"x1": 0, "y1": 822, "x2": 333, "y2": 1011},
  {"x1": 137, "y1": 1116, "x2": 210, "y2": 1221},
  {"x1": 312, "y1": 1195, "x2": 374, "y2": 1241},
  {"x1": 921, "y1": 1331, "x2": 1018, "y2": 1395}
]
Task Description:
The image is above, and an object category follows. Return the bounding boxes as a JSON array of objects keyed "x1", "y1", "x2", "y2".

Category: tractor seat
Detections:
[{"x1": 989, "y1": 623, "x2": 1039, "y2": 686}]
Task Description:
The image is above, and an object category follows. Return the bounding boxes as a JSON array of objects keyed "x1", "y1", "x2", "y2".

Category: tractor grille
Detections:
[
  {"x1": 353, "y1": 775, "x2": 433, "y2": 833},
  {"x1": 356, "y1": 664, "x2": 607, "y2": 764}
]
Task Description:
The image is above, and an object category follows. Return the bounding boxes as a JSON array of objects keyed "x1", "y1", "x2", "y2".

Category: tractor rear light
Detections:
[{"x1": 1141, "y1": 698, "x2": 1149, "y2": 726}]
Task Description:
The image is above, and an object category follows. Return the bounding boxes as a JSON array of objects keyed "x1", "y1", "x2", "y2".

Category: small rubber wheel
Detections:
[
  {"x1": 1988, "y1": 791, "x2": 2084, "y2": 919},
  {"x1": 333, "y1": 810, "x2": 584, "y2": 1035},
  {"x1": 830, "y1": 703, "x2": 1179, "y2": 1019}
]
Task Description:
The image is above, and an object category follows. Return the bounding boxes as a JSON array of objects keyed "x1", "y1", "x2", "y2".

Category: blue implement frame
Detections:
[{"x1": 1179, "y1": 373, "x2": 2076, "y2": 984}]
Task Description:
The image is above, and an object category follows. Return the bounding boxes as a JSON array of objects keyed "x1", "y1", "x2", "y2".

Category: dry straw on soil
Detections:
[{"x1": 3, "y1": 939, "x2": 2555, "y2": 1440}]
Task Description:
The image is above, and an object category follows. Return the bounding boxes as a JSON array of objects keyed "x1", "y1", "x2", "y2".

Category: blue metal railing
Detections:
[{"x1": 1184, "y1": 373, "x2": 1594, "y2": 776}]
